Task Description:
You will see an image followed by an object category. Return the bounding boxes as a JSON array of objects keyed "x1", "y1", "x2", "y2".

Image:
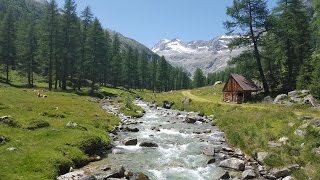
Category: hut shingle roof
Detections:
[{"x1": 230, "y1": 74, "x2": 259, "y2": 91}]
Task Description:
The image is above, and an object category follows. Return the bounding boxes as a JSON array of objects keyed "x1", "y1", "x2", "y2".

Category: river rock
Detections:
[
  {"x1": 255, "y1": 152, "x2": 269, "y2": 164},
  {"x1": 125, "y1": 126, "x2": 139, "y2": 132},
  {"x1": 219, "y1": 158, "x2": 245, "y2": 171},
  {"x1": 104, "y1": 166, "x2": 126, "y2": 179},
  {"x1": 203, "y1": 146, "x2": 215, "y2": 156},
  {"x1": 112, "y1": 148, "x2": 125, "y2": 154},
  {"x1": 242, "y1": 169, "x2": 256, "y2": 179},
  {"x1": 207, "y1": 158, "x2": 216, "y2": 164},
  {"x1": 79, "y1": 175, "x2": 97, "y2": 180},
  {"x1": 123, "y1": 138, "x2": 138, "y2": 146},
  {"x1": 139, "y1": 142, "x2": 158, "y2": 148},
  {"x1": 274, "y1": 94, "x2": 287, "y2": 103},
  {"x1": 151, "y1": 126, "x2": 160, "y2": 131},
  {"x1": 270, "y1": 168, "x2": 290, "y2": 178},
  {"x1": 219, "y1": 171, "x2": 230, "y2": 180},
  {"x1": 130, "y1": 172, "x2": 150, "y2": 180},
  {"x1": 185, "y1": 115, "x2": 203, "y2": 123}
]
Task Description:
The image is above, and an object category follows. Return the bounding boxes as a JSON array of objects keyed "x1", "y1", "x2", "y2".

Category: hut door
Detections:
[{"x1": 237, "y1": 92, "x2": 244, "y2": 104}]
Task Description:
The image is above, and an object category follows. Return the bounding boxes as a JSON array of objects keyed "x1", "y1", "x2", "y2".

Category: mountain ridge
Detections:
[{"x1": 152, "y1": 35, "x2": 245, "y2": 76}]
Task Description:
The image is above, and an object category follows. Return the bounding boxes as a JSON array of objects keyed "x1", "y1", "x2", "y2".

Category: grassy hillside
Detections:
[
  {"x1": 139, "y1": 85, "x2": 320, "y2": 179},
  {"x1": 0, "y1": 83, "x2": 120, "y2": 179}
]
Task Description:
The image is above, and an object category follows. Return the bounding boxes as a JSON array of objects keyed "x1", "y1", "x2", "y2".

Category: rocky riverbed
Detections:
[{"x1": 57, "y1": 101, "x2": 297, "y2": 180}]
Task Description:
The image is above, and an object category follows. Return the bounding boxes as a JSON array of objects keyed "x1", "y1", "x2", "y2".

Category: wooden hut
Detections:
[{"x1": 222, "y1": 74, "x2": 259, "y2": 103}]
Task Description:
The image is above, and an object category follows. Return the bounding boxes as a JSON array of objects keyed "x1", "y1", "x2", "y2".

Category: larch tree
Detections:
[
  {"x1": 40, "y1": 0, "x2": 59, "y2": 90},
  {"x1": 225, "y1": 0, "x2": 270, "y2": 94},
  {"x1": 0, "y1": 9, "x2": 16, "y2": 84}
]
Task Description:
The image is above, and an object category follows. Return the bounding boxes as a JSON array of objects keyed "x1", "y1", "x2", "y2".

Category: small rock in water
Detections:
[
  {"x1": 203, "y1": 146, "x2": 215, "y2": 156},
  {"x1": 123, "y1": 138, "x2": 138, "y2": 146},
  {"x1": 112, "y1": 148, "x2": 124, "y2": 154},
  {"x1": 219, "y1": 171, "x2": 230, "y2": 180},
  {"x1": 207, "y1": 158, "x2": 216, "y2": 164},
  {"x1": 125, "y1": 126, "x2": 139, "y2": 132},
  {"x1": 130, "y1": 172, "x2": 150, "y2": 180},
  {"x1": 89, "y1": 155, "x2": 101, "y2": 162},
  {"x1": 139, "y1": 142, "x2": 158, "y2": 148}
]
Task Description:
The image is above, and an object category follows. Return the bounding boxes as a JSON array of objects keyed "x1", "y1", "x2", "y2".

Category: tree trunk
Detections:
[{"x1": 248, "y1": 1, "x2": 269, "y2": 95}]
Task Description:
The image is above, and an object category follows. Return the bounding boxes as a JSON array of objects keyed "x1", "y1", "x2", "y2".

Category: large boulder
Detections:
[
  {"x1": 185, "y1": 115, "x2": 203, "y2": 123},
  {"x1": 181, "y1": 98, "x2": 192, "y2": 104},
  {"x1": 263, "y1": 96, "x2": 273, "y2": 103},
  {"x1": 274, "y1": 94, "x2": 287, "y2": 103},
  {"x1": 214, "y1": 81, "x2": 223, "y2": 86},
  {"x1": 123, "y1": 138, "x2": 138, "y2": 146},
  {"x1": 219, "y1": 158, "x2": 245, "y2": 171},
  {"x1": 303, "y1": 94, "x2": 318, "y2": 107},
  {"x1": 162, "y1": 101, "x2": 174, "y2": 109},
  {"x1": 288, "y1": 90, "x2": 298, "y2": 97},
  {"x1": 139, "y1": 142, "x2": 158, "y2": 148}
]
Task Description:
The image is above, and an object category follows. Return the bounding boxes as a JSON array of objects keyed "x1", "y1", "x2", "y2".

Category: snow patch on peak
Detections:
[{"x1": 152, "y1": 34, "x2": 245, "y2": 75}]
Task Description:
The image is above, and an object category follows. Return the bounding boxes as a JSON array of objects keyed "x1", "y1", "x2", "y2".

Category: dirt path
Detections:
[{"x1": 181, "y1": 90, "x2": 211, "y2": 102}]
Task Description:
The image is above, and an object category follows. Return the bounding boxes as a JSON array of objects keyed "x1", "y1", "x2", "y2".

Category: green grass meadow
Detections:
[{"x1": 139, "y1": 85, "x2": 320, "y2": 179}]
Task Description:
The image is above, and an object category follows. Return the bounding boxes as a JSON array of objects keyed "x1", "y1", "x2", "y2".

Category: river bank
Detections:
[{"x1": 57, "y1": 100, "x2": 298, "y2": 180}]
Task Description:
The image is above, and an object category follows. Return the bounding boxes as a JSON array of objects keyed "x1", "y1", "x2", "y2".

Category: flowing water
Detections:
[{"x1": 84, "y1": 101, "x2": 230, "y2": 180}]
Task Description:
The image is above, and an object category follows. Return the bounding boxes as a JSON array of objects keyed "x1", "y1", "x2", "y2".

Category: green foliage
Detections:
[
  {"x1": 225, "y1": 0, "x2": 270, "y2": 94},
  {"x1": 192, "y1": 68, "x2": 206, "y2": 88}
]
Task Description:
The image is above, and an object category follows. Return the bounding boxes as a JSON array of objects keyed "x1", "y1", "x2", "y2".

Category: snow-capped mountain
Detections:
[{"x1": 152, "y1": 35, "x2": 245, "y2": 76}]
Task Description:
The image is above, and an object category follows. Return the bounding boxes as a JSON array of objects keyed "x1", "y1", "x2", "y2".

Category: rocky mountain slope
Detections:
[
  {"x1": 107, "y1": 30, "x2": 159, "y2": 60},
  {"x1": 152, "y1": 35, "x2": 245, "y2": 75}
]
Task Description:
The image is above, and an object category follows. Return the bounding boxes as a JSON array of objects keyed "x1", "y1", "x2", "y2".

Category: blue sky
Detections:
[{"x1": 55, "y1": 0, "x2": 277, "y2": 48}]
